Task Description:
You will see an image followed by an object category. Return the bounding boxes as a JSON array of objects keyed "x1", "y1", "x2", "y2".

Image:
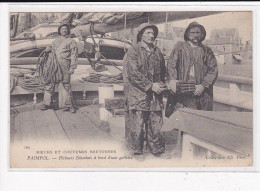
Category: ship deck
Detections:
[{"x1": 10, "y1": 104, "x2": 181, "y2": 168}]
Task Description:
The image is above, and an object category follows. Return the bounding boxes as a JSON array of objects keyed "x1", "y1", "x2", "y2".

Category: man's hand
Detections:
[
  {"x1": 68, "y1": 68, "x2": 74, "y2": 75},
  {"x1": 194, "y1": 84, "x2": 205, "y2": 96},
  {"x1": 152, "y1": 82, "x2": 167, "y2": 94},
  {"x1": 168, "y1": 80, "x2": 179, "y2": 94},
  {"x1": 34, "y1": 71, "x2": 39, "y2": 77}
]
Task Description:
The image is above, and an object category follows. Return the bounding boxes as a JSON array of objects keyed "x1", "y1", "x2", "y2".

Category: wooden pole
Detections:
[
  {"x1": 98, "y1": 84, "x2": 114, "y2": 122},
  {"x1": 10, "y1": 14, "x2": 19, "y2": 38},
  {"x1": 25, "y1": 13, "x2": 32, "y2": 30}
]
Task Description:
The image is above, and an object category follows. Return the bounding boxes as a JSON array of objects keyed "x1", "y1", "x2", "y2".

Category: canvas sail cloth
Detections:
[
  {"x1": 54, "y1": 12, "x2": 145, "y2": 38},
  {"x1": 53, "y1": 12, "x2": 222, "y2": 38}
]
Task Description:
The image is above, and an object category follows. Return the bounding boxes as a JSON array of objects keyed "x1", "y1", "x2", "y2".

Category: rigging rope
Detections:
[
  {"x1": 83, "y1": 37, "x2": 96, "y2": 70},
  {"x1": 89, "y1": 22, "x2": 123, "y2": 72},
  {"x1": 147, "y1": 13, "x2": 150, "y2": 24},
  {"x1": 165, "y1": 12, "x2": 168, "y2": 35}
]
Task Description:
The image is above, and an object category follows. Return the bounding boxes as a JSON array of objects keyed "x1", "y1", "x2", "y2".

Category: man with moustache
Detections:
[
  {"x1": 123, "y1": 23, "x2": 169, "y2": 158},
  {"x1": 166, "y1": 22, "x2": 218, "y2": 114}
]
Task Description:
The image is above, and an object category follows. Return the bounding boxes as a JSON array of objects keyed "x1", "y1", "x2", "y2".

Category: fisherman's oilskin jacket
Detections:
[{"x1": 123, "y1": 42, "x2": 166, "y2": 111}]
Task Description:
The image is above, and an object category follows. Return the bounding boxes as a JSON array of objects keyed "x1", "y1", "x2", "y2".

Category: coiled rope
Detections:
[
  {"x1": 82, "y1": 73, "x2": 123, "y2": 84},
  {"x1": 11, "y1": 50, "x2": 62, "y2": 93},
  {"x1": 17, "y1": 76, "x2": 44, "y2": 92},
  {"x1": 37, "y1": 50, "x2": 62, "y2": 85}
]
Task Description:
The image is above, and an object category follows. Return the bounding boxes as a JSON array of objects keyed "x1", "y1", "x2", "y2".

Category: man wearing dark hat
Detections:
[
  {"x1": 123, "y1": 23, "x2": 168, "y2": 158},
  {"x1": 166, "y1": 22, "x2": 218, "y2": 114},
  {"x1": 41, "y1": 24, "x2": 78, "y2": 113}
]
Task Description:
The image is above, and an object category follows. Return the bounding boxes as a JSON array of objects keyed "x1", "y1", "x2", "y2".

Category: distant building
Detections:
[
  {"x1": 171, "y1": 26, "x2": 185, "y2": 45},
  {"x1": 242, "y1": 40, "x2": 253, "y2": 63},
  {"x1": 205, "y1": 37, "x2": 233, "y2": 64},
  {"x1": 155, "y1": 24, "x2": 185, "y2": 57},
  {"x1": 205, "y1": 28, "x2": 243, "y2": 65},
  {"x1": 210, "y1": 46, "x2": 226, "y2": 65},
  {"x1": 154, "y1": 32, "x2": 174, "y2": 57}
]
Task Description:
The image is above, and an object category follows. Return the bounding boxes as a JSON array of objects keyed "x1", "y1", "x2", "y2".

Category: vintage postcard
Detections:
[{"x1": 9, "y1": 9, "x2": 253, "y2": 169}]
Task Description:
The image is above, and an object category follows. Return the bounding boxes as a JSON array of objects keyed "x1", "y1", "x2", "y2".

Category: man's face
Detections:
[
  {"x1": 188, "y1": 27, "x2": 202, "y2": 44},
  {"x1": 60, "y1": 26, "x2": 69, "y2": 36},
  {"x1": 141, "y1": 28, "x2": 155, "y2": 44}
]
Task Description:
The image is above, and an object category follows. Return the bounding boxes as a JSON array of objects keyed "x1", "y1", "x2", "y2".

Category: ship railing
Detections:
[{"x1": 11, "y1": 74, "x2": 253, "y2": 111}]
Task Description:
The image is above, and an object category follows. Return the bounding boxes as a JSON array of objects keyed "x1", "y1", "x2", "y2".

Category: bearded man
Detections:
[{"x1": 166, "y1": 22, "x2": 218, "y2": 115}]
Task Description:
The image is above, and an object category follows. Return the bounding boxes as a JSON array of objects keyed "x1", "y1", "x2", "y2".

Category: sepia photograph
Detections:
[{"x1": 9, "y1": 10, "x2": 253, "y2": 168}]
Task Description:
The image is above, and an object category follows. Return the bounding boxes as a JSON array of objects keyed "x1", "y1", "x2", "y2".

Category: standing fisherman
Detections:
[
  {"x1": 166, "y1": 22, "x2": 218, "y2": 114},
  {"x1": 41, "y1": 24, "x2": 78, "y2": 113},
  {"x1": 123, "y1": 23, "x2": 169, "y2": 158}
]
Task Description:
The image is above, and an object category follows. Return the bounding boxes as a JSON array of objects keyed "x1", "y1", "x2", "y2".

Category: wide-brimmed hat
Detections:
[
  {"x1": 184, "y1": 22, "x2": 206, "y2": 42},
  {"x1": 58, "y1": 24, "x2": 71, "y2": 36},
  {"x1": 135, "y1": 23, "x2": 159, "y2": 43}
]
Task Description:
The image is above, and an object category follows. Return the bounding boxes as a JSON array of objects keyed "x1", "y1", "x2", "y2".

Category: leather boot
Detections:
[
  {"x1": 70, "y1": 106, "x2": 76, "y2": 113},
  {"x1": 41, "y1": 105, "x2": 51, "y2": 111}
]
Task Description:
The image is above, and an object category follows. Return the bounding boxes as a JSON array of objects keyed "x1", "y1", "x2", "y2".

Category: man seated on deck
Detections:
[
  {"x1": 166, "y1": 22, "x2": 218, "y2": 115},
  {"x1": 123, "y1": 23, "x2": 171, "y2": 159},
  {"x1": 41, "y1": 24, "x2": 78, "y2": 113}
]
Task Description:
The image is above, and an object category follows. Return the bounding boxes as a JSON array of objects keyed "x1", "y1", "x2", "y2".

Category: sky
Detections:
[{"x1": 157, "y1": 12, "x2": 252, "y2": 44}]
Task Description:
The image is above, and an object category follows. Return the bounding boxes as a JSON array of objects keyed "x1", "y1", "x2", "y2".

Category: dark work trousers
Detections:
[
  {"x1": 126, "y1": 110, "x2": 165, "y2": 154},
  {"x1": 43, "y1": 82, "x2": 73, "y2": 108},
  {"x1": 43, "y1": 60, "x2": 73, "y2": 108}
]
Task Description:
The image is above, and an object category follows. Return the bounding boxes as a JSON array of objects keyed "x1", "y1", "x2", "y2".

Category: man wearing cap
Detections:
[
  {"x1": 41, "y1": 24, "x2": 78, "y2": 113},
  {"x1": 166, "y1": 22, "x2": 218, "y2": 114},
  {"x1": 123, "y1": 23, "x2": 168, "y2": 158}
]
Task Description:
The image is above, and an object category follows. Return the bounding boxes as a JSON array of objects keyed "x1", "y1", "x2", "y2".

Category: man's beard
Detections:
[{"x1": 190, "y1": 38, "x2": 201, "y2": 44}]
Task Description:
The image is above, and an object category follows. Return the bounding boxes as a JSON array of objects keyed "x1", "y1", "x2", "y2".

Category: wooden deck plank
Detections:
[
  {"x1": 79, "y1": 105, "x2": 110, "y2": 132},
  {"x1": 43, "y1": 109, "x2": 71, "y2": 147},
  {"x1": 32, "y1": 110, "x2": 55, "y2": 146},
  {"x1": 55, "y1": 108, "x2": 110, "y2": 146},
  {"x1": 55, "y1": 110, "x2": 95, "y2": 146},
  {"x1": 20, "y1": 111, "x2": 38, "y2": 146},
  {"x1": 56, "y1": 111, "x2": 79, "y2": 146}
]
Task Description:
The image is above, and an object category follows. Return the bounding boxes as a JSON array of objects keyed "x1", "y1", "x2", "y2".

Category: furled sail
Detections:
[
  {"x1": 53, "y1": 12, "x2": 145, "y2": 38},
  {"x1": 53, "y1": 12, "x2": 223, "y2": 38}
]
